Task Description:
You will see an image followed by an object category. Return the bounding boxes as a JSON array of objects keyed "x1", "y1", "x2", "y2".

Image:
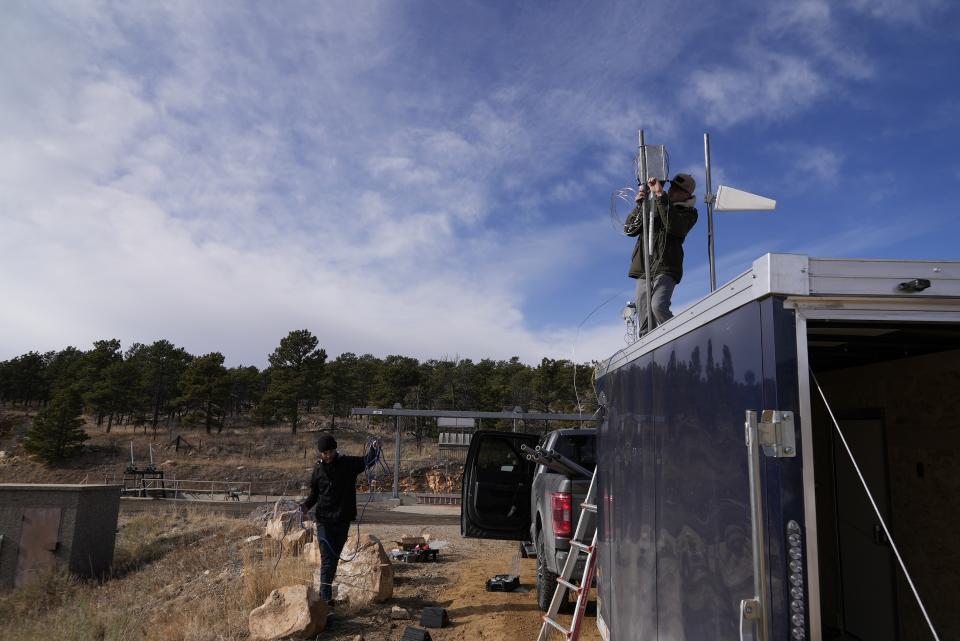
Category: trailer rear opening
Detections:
[{"x1": 807, "y1": 321, "x2": 960, "y2": 640}]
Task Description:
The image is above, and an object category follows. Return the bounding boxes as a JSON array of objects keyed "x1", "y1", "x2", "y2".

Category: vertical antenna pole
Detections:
[
  {"x1": 704, "y1": 133, "x2": 717, "y2": 291},
  {"x1": 638, "y1": 130, "x2": 654, "y2": 335},
  {"x1": 393, "y1": 403, "x2": 401, "y2": 500},
  {"x1": 129, "y1": 441, "x2": 134, "y2": 466}
]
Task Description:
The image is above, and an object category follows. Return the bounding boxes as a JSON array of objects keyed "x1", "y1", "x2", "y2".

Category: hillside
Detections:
[{"x1": 0, "y1": 409, "x2": 463, "y2": 496}]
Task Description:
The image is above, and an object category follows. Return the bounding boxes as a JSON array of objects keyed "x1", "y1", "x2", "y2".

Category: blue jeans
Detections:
[
  {"x1": 314, "y1": 522, "x2": 351, "y2": 601},
  {"x1": 635, "y1": 274, "x2": 676, "y2": 332}
]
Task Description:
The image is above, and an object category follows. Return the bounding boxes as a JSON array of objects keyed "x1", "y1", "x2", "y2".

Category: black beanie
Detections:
[{"x1": 316, "y1": 433, "x2": 338, "y2": 452}]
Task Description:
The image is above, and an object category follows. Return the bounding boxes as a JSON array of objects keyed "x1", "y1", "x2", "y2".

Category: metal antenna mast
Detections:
[
  {"x1": 704, "y1": 133, "x2": 717, "y2": 291},
  {"x1": 638, "y1": 130, "x2": 654, "y2": 334}
]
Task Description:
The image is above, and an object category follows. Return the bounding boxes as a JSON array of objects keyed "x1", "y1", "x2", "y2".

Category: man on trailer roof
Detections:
[{"x1": 625, "y1": 173, "x2": 699, "y2": 333}]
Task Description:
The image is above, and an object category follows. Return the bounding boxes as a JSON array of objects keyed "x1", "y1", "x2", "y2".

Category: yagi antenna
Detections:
[
  {"x1": 715, "y1": 186, "x2": 776, "y2": 211},
  {"x1": 703, "y1": 133, "x2": 777, "y2": 291}
]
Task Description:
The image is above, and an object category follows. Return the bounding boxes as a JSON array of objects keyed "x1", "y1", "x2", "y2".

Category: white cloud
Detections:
[
  {"x1": 848, "y1": 0, "x2": 950, "y2": 25},
  {"x1": 6, "y1": 1, "x2": 931, "y2": 371},
  {"x1": 683, "y1": 0, "x2": 886, "y2": 127},
  {"x1": 2, "y1": 3, "x2": 650, "y2": 367},
  {"x1": 690, "y1": 55, "x2": 825, "y2": 128},
  {"x1": 767, "y1": 143, "x2": 844, "y2": 184}
]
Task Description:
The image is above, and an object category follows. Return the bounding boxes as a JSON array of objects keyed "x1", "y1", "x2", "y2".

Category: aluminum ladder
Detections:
[{"x1": 537, "y1": 468, "x2": 598, "y2": 641}]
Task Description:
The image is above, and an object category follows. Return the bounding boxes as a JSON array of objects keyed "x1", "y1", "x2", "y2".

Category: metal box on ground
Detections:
[
  {"x1": 0, "y1": 484, "x2": 122, "y2": 589},
  {"x1": 420, "y1": 606, "x2": 449, "y2": 628}
]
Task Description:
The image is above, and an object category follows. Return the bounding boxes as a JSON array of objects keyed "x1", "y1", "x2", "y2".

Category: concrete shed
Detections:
[{"x1": 0, "y1": 484, "x2": 121, "y2": 589}]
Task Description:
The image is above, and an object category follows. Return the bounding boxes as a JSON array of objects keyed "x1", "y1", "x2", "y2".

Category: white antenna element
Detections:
[
  {"x1": 714, "y1": 186, "x2": 777, "y2": 212},
  {"x1": 129, "y1": 441, "x2": 134, "y2": 466},
  {"x1": 703, "y1": 132, "x2": 777, "y2": 291}
]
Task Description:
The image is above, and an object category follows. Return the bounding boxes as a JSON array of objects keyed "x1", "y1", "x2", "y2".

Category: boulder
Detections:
[
  {"x1": 320, "y1": 534, "x2": 393, "y2": 607},
  {"x1": 248, "y1": 584, "x2": 328, "y2": 641},
  {"x1": 282, "y1": 528, "x2": 313, "y2": 555},
  {"x1": 302, "y1": 541, "x2": 321, "y2": 564},
  {"x1": 265, "y1": 505, "x2": 304, "y2": 541},
  {"x1": 390, "y1": 605, "x2": 410, "y2": 620}
]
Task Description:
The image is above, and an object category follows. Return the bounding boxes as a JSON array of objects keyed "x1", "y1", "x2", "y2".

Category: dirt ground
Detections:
[
  {"x1": 330, "y1": 523, "x2": 601, "y2": 641},
  {"x1": 0, "y1": 509, "x2": 600, "y2": 641}
]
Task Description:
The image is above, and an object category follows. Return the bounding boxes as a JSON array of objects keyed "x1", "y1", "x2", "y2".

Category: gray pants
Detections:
[{"x1": 635, "y1": 274, "x2": 676, "y2": 332}]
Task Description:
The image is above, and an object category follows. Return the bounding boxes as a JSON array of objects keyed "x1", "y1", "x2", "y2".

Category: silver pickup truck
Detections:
[{"x1": 461, "y1": 428, "x2": 596, "y2": 611}]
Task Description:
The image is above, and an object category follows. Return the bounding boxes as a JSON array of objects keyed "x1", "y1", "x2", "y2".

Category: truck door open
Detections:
[{"x1": 461, "y1": 431, "x2": 538, "y2": 540}]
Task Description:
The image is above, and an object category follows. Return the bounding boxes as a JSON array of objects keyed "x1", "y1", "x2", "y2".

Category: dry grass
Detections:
[
  {"x1": 0, "y1": 408, "x2": 457, "y2": 491},
  {"x1": 0, "y1": 506, "x2": 317, "y2": 641},
  {"x1": 241, "y1": 539, "x2": 316, "y2": 612}
]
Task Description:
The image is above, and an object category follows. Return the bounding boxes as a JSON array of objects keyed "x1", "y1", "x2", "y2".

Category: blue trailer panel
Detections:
[{"x1": 595, "y1": 254, "x2": 960, "y2": 641}]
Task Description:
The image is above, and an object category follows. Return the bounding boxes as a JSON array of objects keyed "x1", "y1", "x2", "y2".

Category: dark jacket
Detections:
[
  {"x1": 625, "y1": 194, "x2": 698, "y2": 283},
  {"x1": 300, "y1": 447, "x2": 378, "y2": 524}
]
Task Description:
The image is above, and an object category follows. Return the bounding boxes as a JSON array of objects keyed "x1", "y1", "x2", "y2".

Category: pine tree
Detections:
[
  {"x1": 23, "y1": 387, "x2": 89, "y2": 462},
  {"x1": 177, "y1": 352, "x2": 231, "y2": 433},
  {"x1": 265, "y1": 330, "x2": 326, "y2": 433}
]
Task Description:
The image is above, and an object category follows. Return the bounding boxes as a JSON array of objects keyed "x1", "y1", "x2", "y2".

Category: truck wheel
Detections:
[{"x1": 536, "y1": 531, "x2": 564, "y2": 612}]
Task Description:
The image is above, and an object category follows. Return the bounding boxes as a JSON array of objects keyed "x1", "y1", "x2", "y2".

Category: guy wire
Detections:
[{"x1": 572, "y1": 292, "x2": 626, "y2": 425}]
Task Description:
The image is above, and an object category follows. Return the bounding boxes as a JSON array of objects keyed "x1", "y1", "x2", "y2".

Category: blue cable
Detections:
[{"x1": 311, "y1": 437, "x2": 387, "y2": 564}]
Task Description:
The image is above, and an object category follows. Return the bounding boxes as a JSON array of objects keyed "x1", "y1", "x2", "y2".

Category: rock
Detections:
[
  {"x1": 249, "y1": 500, "x2": 300, "y2": 527},
  {"x1": 0, "y1": 451, "x2": 7, "y2": 460},
  {"x1": 390, "y1": 605, "x2": 410, "y2": 620},
  {"x1": 265, "y1": 506, "x2": 304, "y2": 540},
  {"x1": 320, "y1": 534, "x2": 393, "y2": 607},
  {"x1": 245, "y1": 535, "x2": 263, "y2": 544},
  {"x1": 248, "y1": 585, "x2": 328, "y2": 641},
  {"x1": 302, "y1": 541, "x2": 321, "y2": 564},
  {"x1": 282, "y1": 527, "x2": 313, "y2": 555}
]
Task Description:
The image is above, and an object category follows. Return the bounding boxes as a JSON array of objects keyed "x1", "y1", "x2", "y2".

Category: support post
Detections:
[
  {"x1": 638, "y1": 129, "x2": 654, "y2": 335},
  {"x1": 704, "y1": 133, "x2": 717, "y2": 291},
  {"x1": 393, "y1": 403, "x2": 401, "y2": 500}
]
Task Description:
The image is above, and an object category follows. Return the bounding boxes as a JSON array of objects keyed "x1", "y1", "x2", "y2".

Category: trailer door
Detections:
[{"x1": 461, "y1": 431, "x2": 538, "y2": 540}]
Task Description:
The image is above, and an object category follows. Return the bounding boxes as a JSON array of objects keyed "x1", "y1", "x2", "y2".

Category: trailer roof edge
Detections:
[{"x1": 596, "y1": 253, "x2": 960, "y2": 378}]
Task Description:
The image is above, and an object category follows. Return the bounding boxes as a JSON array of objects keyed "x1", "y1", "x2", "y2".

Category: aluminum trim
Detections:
[
  {"x1": 808, "y1": 257, "x2": 960, "y2": 279},
  {"x1": 795, "y1": 311, "x2": 822, "y2": 641},
  {"x1": 784, "y1": 296, "x2": 960, "y2": 317},
  {"x1": 599, "y1": 255, "x2": 960, "y2": 379},
  {"x1": 598, "y1": 266, "x2": 757, "y2": 376}
]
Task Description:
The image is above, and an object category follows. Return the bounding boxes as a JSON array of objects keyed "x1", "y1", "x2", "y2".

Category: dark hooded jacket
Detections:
[
  {"x1": 300, "y1": 447, "x2": 378, "y2": 524},
  {"x1": 625, "y1": 193, "x2": 698, "y2": 283}
]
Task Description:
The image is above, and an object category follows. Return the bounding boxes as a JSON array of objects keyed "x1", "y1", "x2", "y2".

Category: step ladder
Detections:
[{"x1": 537, "y1": 468, "x2": 598, "y2": 641}]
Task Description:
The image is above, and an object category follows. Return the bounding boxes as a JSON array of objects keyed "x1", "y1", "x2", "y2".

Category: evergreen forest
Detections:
[{"x1": 0, "y1": 330, "x2": 599, "y2": 441}]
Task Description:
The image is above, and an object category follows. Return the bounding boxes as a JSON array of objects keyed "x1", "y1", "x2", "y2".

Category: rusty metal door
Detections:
[{"x1": 14, "y1": 507, "x2": 62, "y2": 587}]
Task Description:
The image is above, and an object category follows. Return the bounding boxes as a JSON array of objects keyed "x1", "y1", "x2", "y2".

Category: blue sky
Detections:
[{"x1": 1, "y1": 1, "x2": 958, "y2": 367}]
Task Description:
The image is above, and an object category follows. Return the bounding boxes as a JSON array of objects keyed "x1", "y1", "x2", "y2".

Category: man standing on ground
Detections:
[
  {"x1": 625, "y1": 173, "x2": 699, "y2": 333},
  {"x1": 300, "y1": 432, "x2": 381, "y2": 605}
]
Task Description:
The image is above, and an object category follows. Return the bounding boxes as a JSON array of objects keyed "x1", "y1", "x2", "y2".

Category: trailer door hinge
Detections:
[
  {"x1": 757, "y1": 410, "x2": 796, "y2": 457},
  {"x1": 740, "y1": 597, "x2": 761, "y2": 641}
]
